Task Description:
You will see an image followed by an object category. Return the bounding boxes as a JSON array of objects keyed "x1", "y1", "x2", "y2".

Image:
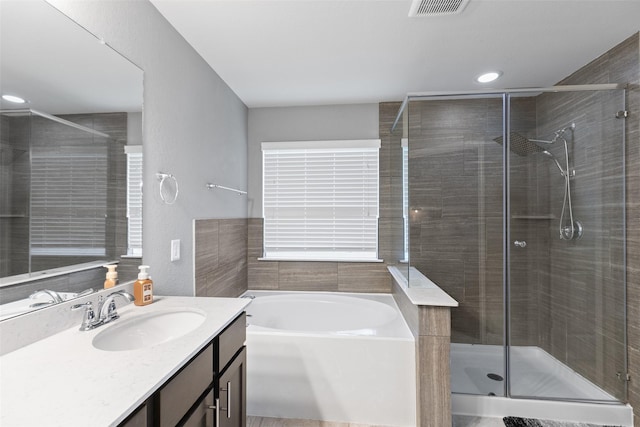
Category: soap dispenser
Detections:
[
  {"x1": 134, "y1": 265, "x2": 153, "y2": 306},
  {"x1": 103, "y1": 264, "x2": 118, "y2": 289}
]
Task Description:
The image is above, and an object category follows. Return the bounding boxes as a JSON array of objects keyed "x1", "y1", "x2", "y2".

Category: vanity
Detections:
[{"x1": 0, "y1": 296, "x2": 250, "y2": 426}]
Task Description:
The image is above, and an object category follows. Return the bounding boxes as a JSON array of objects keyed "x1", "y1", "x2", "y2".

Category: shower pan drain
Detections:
[{"x1": 487, "y1": 373, "x2": 504, "y2": 381}]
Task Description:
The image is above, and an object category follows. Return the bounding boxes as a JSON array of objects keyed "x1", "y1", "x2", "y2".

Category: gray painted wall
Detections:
[
  {"x1": 247, "y1": 104, "x2": 379, "y2": 217},
  {"x1": 48, "y1": 0, "x2": 248, "y2": 296}
]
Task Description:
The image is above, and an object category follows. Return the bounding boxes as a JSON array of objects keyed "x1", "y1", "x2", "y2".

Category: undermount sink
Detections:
[{"x1": 92, "y1": 308, "x2": 206, "y2": 351}]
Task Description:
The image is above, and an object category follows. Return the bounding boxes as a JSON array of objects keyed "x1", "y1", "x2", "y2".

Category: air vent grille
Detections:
[{"x1": 409, "y1": 0, "x2": 470, "y2": 17}]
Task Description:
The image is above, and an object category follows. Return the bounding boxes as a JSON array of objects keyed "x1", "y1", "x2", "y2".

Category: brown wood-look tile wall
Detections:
[
  {"x1": 392, "y1": 278, "x2": 452, "y2": 427},
  {"x1": 246, "y1": 103, "x2": 405, "y2": 294},
  {"x1": 194, "y1": 218, "x2": 248, "y2": 298},
  {"x1": 0, "y1": 112, "x2": 133, "y2": 299},
  {"x1": 402, "y1": 32, "x2": 639, "y2": 414},
  {"x1": 405, "y1": 97, "x2": 532, "y2": 345}
]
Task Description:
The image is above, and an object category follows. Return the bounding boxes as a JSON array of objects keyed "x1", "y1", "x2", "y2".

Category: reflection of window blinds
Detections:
[
  {"x1": 402, "y1": 139, "x2": 409, "y2": 261},
  {"x1": 30, "y1": 144, "x2": 108, "y2": 256},
  {"x1": 262, "y1": 140, "x2": 380, "y2": 261},
  {"x1": 125, "y1": 146, "x2": 143, "y2": 256}
]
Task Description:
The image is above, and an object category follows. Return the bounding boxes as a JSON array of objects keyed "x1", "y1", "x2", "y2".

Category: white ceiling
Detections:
[
  {"x1": 0, "y1": 0, "x2": 142, "y2": 114},
  {"x1": 150, "y1": 0, "x2": 640, "y2": 108}
]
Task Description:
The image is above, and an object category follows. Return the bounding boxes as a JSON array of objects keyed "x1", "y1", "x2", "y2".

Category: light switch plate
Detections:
[{"x1": 171, "y1": 239, "x2": 180, "y2": 261}]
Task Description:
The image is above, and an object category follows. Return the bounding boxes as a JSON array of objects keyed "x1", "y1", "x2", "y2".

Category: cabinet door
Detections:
[
  {"x1": 181, "y1": 389, "x2": 214, "y2": 427},
  {"x1": 159, "y1": 344, "x2": 214, "y2": 427},
  {"x1": 217, "y1": 347, "x2": 246, "y2": 427}
]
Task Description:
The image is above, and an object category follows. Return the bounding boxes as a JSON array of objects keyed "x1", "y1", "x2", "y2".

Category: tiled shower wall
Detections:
[
  {"x1": 548, "y1": 32, "x2": 639, "y2": 416},
  {"x1": 0, "y1": 113, "x2": 128, "y2": 276},
  {"x1": 0, "y1": 112, "x2": 136, "y2": 303},
  {"x1": 406, "y1": 97, "x2": 538, "y2": 344},
  {"x1": 245, "y1": 104, "x2": 405, "y2": 293}
]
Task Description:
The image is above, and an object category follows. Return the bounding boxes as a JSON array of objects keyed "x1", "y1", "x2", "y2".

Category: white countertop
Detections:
[
  {"x1": 388, "y1": 266, "x2": 459, "y2": 307},
  {"x1": 0, "y1": 296, "x2": 250, "y2": 427}
]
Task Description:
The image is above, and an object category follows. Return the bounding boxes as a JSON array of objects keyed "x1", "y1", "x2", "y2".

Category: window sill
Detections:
[{"x1": 258, "y1": 257, "x2": 384, "y2": 263}]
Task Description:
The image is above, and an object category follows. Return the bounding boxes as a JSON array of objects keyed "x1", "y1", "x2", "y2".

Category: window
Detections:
[
  {"x1": 262, "y1": 140, "x2": 380, "y2": 261},
  {"x1": 30, "y1": 143, "x2": 108, "y2": 256},
  {"x1": 125, "y1": 146, "x2": 143, "y2": 256}
]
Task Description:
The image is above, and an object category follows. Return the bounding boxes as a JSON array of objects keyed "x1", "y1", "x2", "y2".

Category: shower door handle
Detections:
[{"x1": 513, "y1": 240, "x2": 527, "y2": 248}]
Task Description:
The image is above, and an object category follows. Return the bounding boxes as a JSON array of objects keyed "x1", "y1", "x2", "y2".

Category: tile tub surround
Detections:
[
  {"x1": 247, "y1": 220, "x2": 393, "y2": 293},
  {"x1": 194, "y1": 218, "x2": 248, "y2": 297},
  {"x1": 247, "y1": 102, "x2": 406, "y2": 294},
  {"x1": 0, "y1": 295, "x2": 250, "y2": 426},
  {"x1": 390, "y1": 266, "x2": 457, "y2": 427}
]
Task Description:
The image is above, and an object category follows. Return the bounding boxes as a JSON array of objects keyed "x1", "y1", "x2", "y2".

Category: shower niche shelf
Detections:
[{"x1": 511, "y1": 214, "x2": 556, "y2": 220}]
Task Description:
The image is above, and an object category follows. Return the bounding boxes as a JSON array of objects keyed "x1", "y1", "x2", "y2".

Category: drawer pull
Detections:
[
  {"x1": 220, "y1": 381, "x2": 231, "y2": 419},
  {"x1": 207, "y1": 398, "x2": 220, "y2": 427}
]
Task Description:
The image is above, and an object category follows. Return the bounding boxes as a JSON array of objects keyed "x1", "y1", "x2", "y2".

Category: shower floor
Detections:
[
  {"x1": 451, "y1": 343, "x2": 616, "y2": 400},
  {"x1": 450, "y1": 344, "x2": 633, "y2": 426}
]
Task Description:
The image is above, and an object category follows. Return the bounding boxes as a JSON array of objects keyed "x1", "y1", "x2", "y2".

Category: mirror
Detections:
[{"x1": 0, "y1": 0, "x2": 143, "y2": 319}]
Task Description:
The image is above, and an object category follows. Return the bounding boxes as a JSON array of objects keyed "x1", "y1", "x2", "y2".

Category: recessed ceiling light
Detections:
[
  {"x1": 476, "y1": 71, "x2": 502, "y2": 84},
  {"x1": 2, "y1": 94, "x2": 26, "y2": 104}
]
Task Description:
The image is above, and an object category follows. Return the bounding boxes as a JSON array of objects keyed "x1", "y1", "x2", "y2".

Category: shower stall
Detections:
[
  {"x1": 392, "y1": 84, "x2": 630, "y2": 424},
  {"x1": 0, "y1": 109, "x2": 120, "y2": 279}
]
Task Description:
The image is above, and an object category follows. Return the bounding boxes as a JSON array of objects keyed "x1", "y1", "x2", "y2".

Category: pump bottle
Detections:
[
  {"x1": 103, "y1": 264, "x2": 118, "y2": 289},
  {"x1": 134, "y1": 265, "x2": 153, "y2": 306}
]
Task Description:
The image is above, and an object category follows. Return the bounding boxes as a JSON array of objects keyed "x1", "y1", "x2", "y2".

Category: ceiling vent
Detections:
[{"x1": 409, "y1": 0, "x2": 470, "y2": 17}]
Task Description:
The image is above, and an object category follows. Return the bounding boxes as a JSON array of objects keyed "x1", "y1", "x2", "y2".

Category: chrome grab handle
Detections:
[
  {"x1": 220, "y1": 381, "x2": 231, "y2": 418},
  {"x1": 513, "y1": 240, "x2": 527, "y2": 248}
]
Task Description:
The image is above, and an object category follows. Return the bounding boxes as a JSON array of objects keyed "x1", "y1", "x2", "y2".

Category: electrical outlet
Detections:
[{"x1": 171, "y1": 239, "x2": 180, "y2": 261}]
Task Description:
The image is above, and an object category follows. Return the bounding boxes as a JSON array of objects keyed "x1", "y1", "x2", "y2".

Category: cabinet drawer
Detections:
[
  {"x1": 216, "y1": 312, "x2": 246, "y2": 372},
  {"x1": 119, "y1": 404, "x2": 147, "y2": 427},
  {"x1": 159, "y1": 344, "x2": 214, "y2": 427}
]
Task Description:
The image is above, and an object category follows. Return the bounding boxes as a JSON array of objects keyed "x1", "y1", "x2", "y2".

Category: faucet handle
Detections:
[{"x1": 71, "y1": 301, "x2": 96, "y2": 331}]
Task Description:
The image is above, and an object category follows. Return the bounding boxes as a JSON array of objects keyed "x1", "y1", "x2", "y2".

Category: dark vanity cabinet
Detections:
[{"x1": 119, "y1": 312, "x2": 246, "y2": 427}]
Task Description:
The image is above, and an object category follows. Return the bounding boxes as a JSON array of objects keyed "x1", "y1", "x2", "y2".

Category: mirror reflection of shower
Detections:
[{"x1": 494, "y1": 123, "x2": 583, "y2": 241}]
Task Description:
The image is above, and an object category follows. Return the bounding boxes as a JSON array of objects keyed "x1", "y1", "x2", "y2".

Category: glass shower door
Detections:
[
  {"x1": 507, "y1": 87, "x2": 627, "y2": 402},
  {"x1": 406, "y1": 95, "x2": 506, "y2": 396}
]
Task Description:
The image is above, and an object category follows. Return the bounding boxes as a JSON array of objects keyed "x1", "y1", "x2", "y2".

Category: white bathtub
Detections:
[{"x1": 244, "y1": 291, "x2": 416, "y2": 426}]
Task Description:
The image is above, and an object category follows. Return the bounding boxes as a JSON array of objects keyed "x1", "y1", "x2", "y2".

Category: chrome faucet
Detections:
[
  {"x1": 30, "y1": 289, "x2": 65, "y2": 304},
  {"x1": 29, "y1": 288, "x2": 94, "y2": 308},
  {"x1": 71, "y1": 290, "x2": 134, "y2": 331},
  {"x1": 98, "y1": 290, "x2": 135, "y2": 324}
]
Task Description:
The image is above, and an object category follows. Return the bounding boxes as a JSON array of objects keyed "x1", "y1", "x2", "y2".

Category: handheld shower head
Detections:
[{"x1": 541, "y1": 150, "x2": 566, "y2": 176}]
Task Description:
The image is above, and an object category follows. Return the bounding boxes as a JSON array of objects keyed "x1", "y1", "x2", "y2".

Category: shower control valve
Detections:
[{"x1": 513, "y1": 240, "x2": 527, "y2": 248}]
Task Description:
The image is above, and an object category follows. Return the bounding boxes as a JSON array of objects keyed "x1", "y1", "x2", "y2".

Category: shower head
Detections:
[
  {"x1": 492, "y1": 132, "x2": 567, "y2": 176},
  {"x1": 492, "y1": 132, "x2": 545, "y2": 157}
]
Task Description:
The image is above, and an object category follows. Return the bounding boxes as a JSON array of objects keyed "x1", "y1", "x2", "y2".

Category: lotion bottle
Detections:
[
  {"x1": 134, "y1": 265, "x2": 153, "y2": 306},
  {"x1": 103, "y1": 264, "x2": 118, "y2": 289}
]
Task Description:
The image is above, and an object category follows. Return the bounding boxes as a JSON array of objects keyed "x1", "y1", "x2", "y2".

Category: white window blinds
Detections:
[
  {"x1": 30, "y1": 144, "x2": 108, "y2": 256},
  {"x1": 125, "y1": 146, "x2": 143, "y2": 256},
  {"x1": 262, "y1": 139, "x2": 380, "y2": 261}
]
